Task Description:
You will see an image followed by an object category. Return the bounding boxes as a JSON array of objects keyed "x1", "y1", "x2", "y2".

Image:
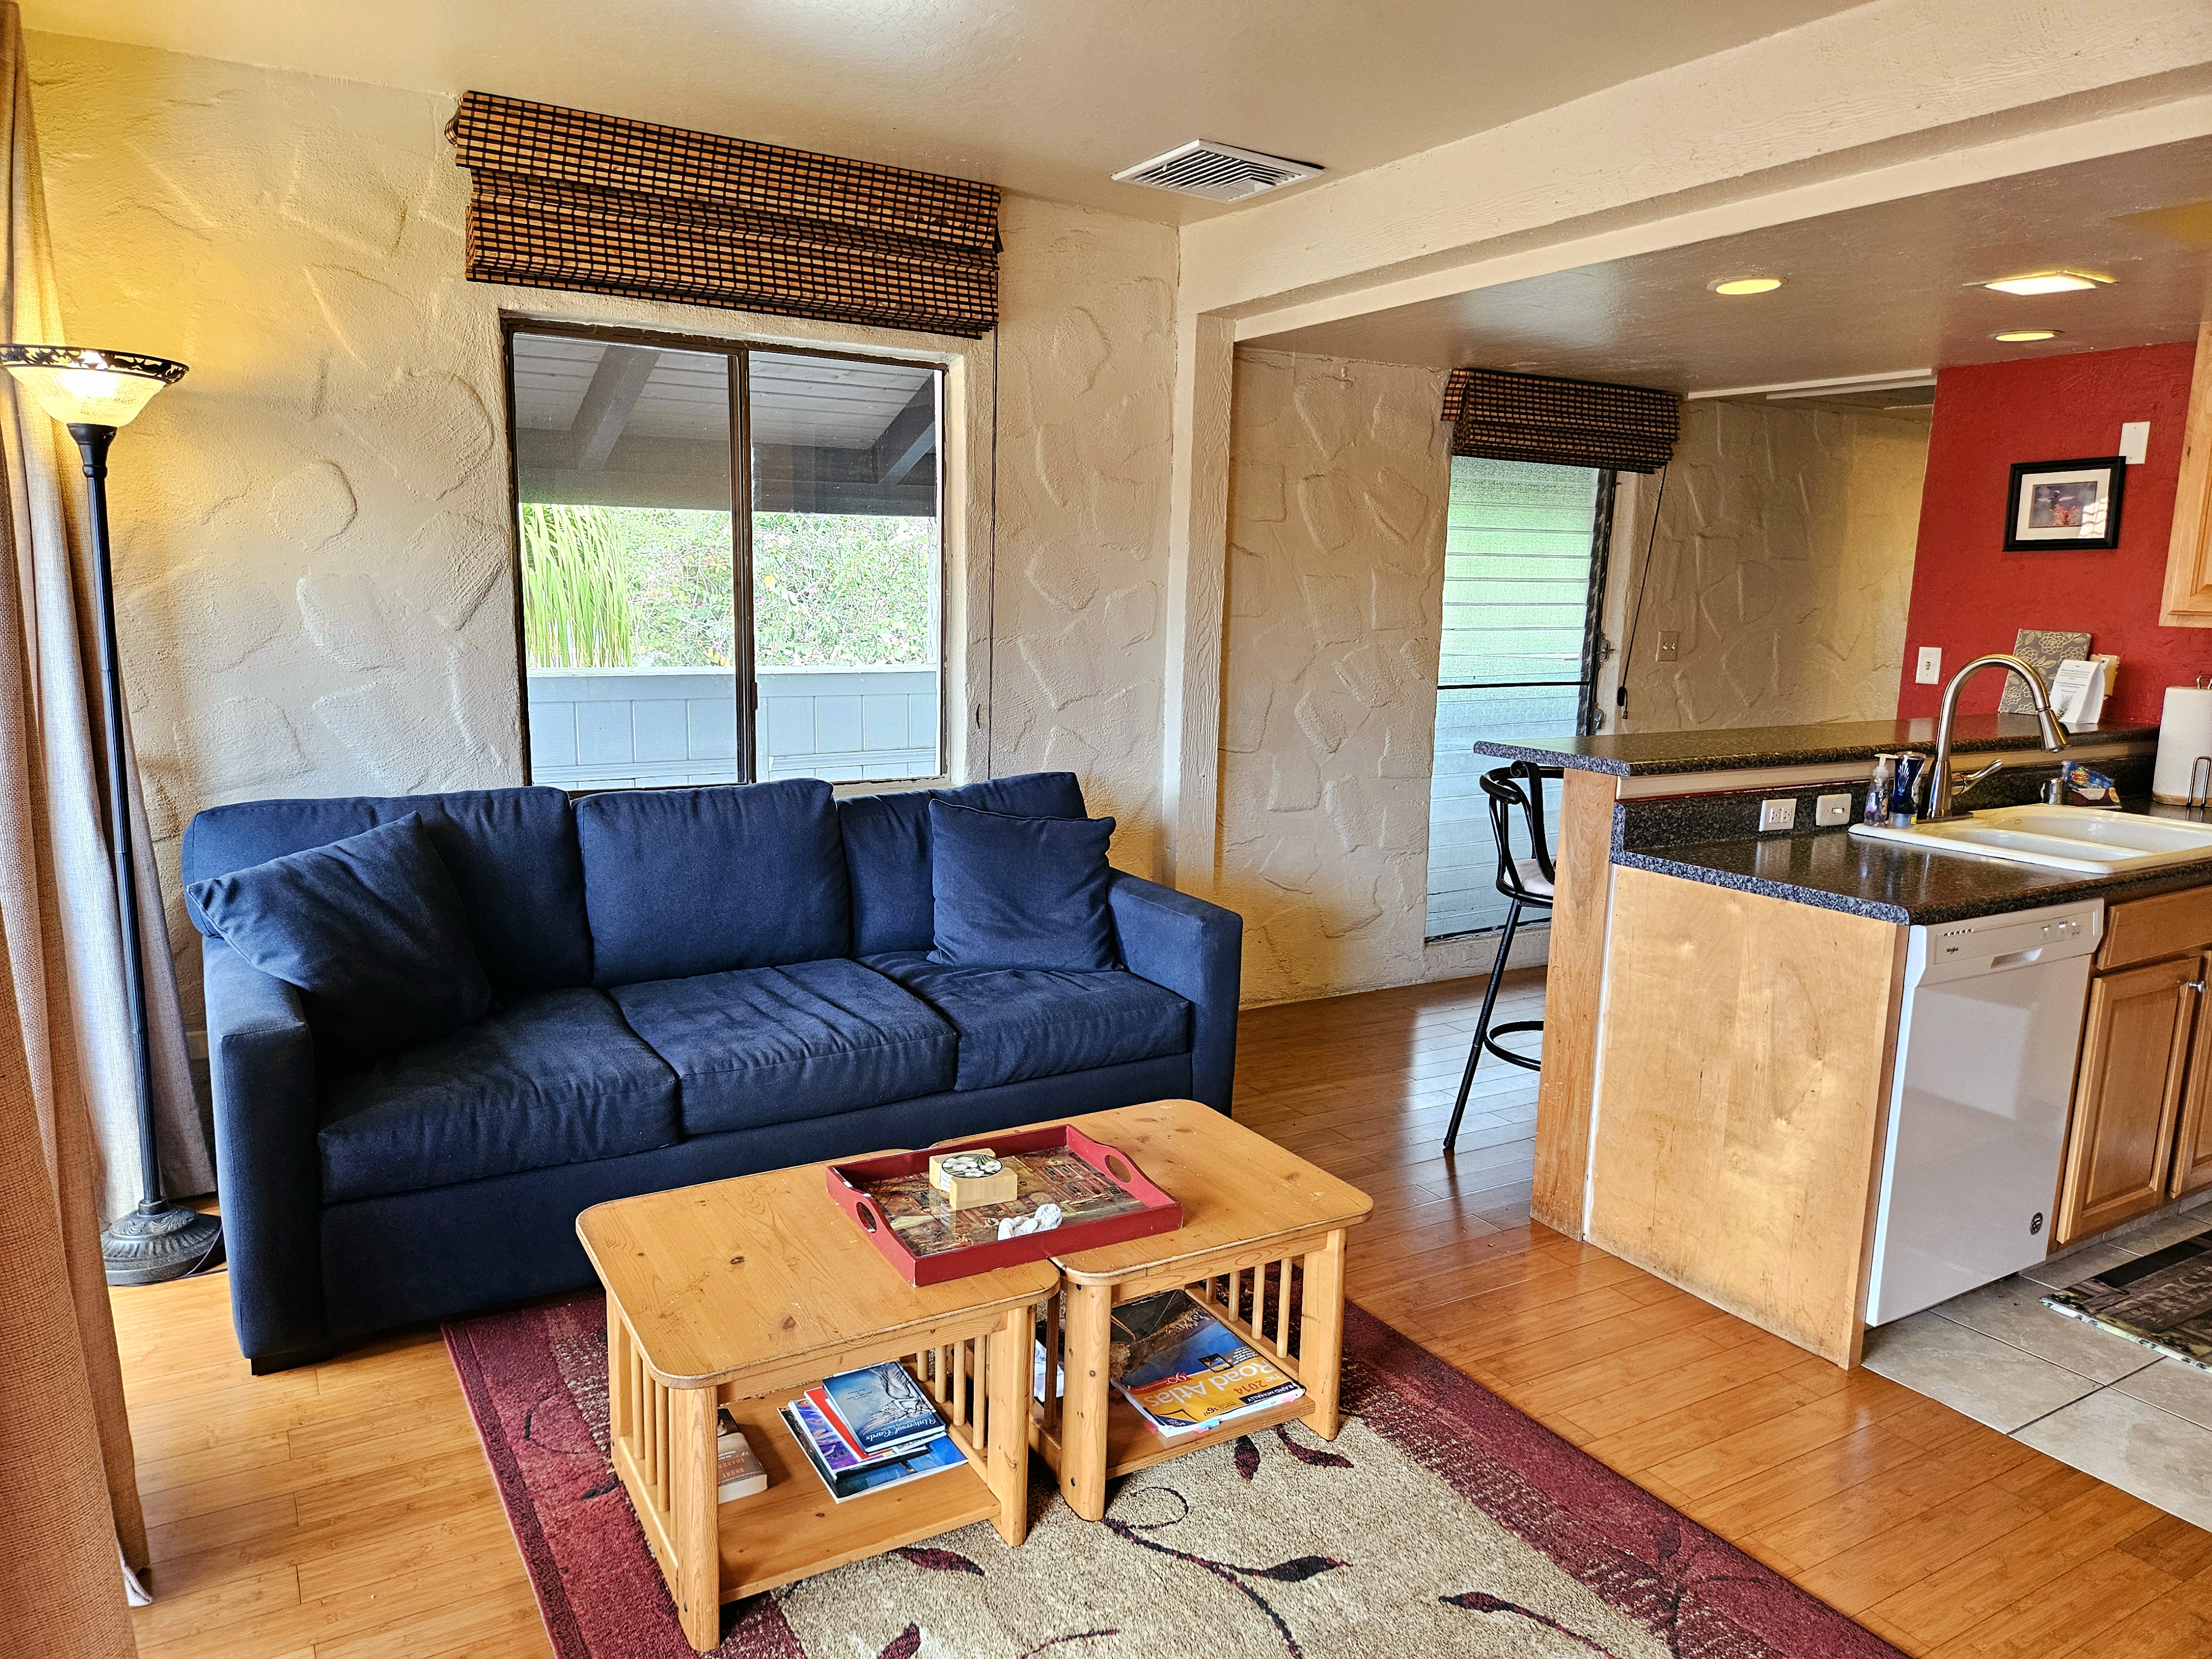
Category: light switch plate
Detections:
[
  {"x1": 1656, "y1": 629, "x2": 1681, "y2": 662},
  {"x1": 1759, "y1": 797, "x2": 1798, "y2": 832},
  {"x1": 1814, "y1": 792, "x2": 1854, "y2": 827},
  {"x1": 1916, "y1": 645, "x2": 1942, "y2": 685},
  {"x1": 2120, "y1": 421, "x2": 2150, "y2": 465}
]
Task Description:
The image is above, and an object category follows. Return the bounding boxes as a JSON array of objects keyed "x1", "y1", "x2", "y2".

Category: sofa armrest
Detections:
[
  {"x1": 204, "y1": 936, "x2": 327, "y2": 1363},
  {"x1": 1107, "y1": 871, "x2": 1242, "y2": 1115}
]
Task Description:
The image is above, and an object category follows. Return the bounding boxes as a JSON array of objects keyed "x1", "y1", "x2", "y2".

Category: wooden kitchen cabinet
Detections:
[
  {"x1": 2173, "y1": 950, "x2": 2212, "y2": 1201},
  {"x1": 2056, "y1": 954, "x2": 2197, "y2": 1244}
]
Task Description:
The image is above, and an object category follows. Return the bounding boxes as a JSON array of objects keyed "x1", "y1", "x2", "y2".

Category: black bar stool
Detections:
[{"x1": 1442, "y1": 759, "x2": 1560, "y2": 1153}]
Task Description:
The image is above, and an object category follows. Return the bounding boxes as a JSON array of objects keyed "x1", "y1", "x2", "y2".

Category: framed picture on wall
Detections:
[{"x1": 2004, "y1": 456, "x2": 2126, "y2": 551}]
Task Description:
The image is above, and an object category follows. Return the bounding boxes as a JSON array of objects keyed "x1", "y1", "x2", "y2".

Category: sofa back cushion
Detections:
[
  {"x1": 186, "y1": 815, "x2": 493, "y2": 1059},
  {"x1": 928, "y1": 799, "x2": 1118, "y2": 971},
  {"x1": 838, "y1": 771, "x2": 1088, "y2": 956},
  {"x1": 576, "y1": 779, "x2": 850, "y2": 986},
  {"x1": 182, "y1": 787, "x2": 592, "y2": 992}
]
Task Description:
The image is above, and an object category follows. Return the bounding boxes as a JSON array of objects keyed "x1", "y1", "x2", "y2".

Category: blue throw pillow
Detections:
[
  {"x1": 927, "y1": 798, "x2": 1118, "y2": 971},
  {"x1": 186, "y1": 813, "x2": 492, "y2": 1058}
]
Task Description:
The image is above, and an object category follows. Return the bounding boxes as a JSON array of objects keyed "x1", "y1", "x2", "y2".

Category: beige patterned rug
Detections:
[{"x1": 448, "y1": 1293, "x2": 1901, "y2": 1658}]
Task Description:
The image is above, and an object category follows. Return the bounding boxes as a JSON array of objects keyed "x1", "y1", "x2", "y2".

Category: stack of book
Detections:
[
  {"x1": 1109, "y1": 1287, "x2": 1305, "y2": 1439},
  {"x1": 780, "y1": 1360, "x2": 965, "y2": 1501}
]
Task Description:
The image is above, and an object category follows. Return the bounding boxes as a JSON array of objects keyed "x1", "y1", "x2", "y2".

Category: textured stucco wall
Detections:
[
  {"x1": 987, "y1": 211, "x2": 1176, "y2": 874},
  {"x1": 1220, "y1": 349, "x2": 1455, "y2": 1006},
  {"x1": 28, "y1": 32, "x2": 1178, "y2": 1016},
  {"x1": 1618, "y1": 399, "x2": 1930, "y2": 731}
]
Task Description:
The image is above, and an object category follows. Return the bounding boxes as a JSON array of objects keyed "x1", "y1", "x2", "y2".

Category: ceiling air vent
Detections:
[{"x1": 1112, "y1": 140, "x2": 1323, "y2": 204}]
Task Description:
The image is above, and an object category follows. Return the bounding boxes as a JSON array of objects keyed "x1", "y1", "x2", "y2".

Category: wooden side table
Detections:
[
  {"x1": 579, "y1": 1163, "x2": 1059, "y2": 1652},
  {"x1": 1025, "y1": 1099, "x2": 1374, "y2": 1522}
]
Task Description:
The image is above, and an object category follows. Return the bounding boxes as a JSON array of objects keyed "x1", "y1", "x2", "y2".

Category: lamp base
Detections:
[{"x1": 102, "y1": 1202, "x2": 223, "y2": 1287}]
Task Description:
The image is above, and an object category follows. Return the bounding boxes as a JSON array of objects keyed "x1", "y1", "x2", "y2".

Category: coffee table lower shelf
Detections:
[
  {"x1": 608, "y1": 1301, "x2": 1035, "y2": 1648},
  {"x1": 1036, "y1": 1389, "x2": 1314, "y2": 1484},
  {"x1": 681, "y1": 1392, "x2": 1001, "y2": 1601}
]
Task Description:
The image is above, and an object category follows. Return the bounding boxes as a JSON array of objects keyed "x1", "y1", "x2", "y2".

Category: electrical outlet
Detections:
[
  {"x1": 1814, "y1": 792, "x2": 1854, "y2": 827},
  {"x1": 1759, "y1": 797, "x2": 1798, "y2": 832},
  {"x1": 1916, "y1": 645, "x2": 1942, "y2": 685},
  {"x1": 1656, "y1": 630, "x2": 1681, "y2": 662}
]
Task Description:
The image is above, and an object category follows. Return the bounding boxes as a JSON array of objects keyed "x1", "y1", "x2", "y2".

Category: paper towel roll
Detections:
[{"x1": 2153, "y1": 686, "x2": 2212, "y2": 802}]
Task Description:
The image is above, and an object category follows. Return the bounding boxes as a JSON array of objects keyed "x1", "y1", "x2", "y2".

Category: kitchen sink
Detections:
[{"x1": 1850, "y1": 804, "x2": 2212, "y2": 874}]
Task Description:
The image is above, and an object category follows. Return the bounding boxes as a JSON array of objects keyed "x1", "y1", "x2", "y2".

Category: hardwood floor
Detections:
[{"x1": 113, "y1": 972, "x2": 2212, "y2": 1657}]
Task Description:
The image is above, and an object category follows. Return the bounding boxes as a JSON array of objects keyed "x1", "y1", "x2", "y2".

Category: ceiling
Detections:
[
  {"x1": 512, "y1": 332, "x2": 935, "y2": 451},
  {"x1": 22, "y1": 0, "x2": 1870, "y2": 222},
  {"x1": 511, "y1": 332, "x2": 938, "y2": 514},
  {"x1": 1251, "y1": 137, "x2": 2212, "y2": 385}
]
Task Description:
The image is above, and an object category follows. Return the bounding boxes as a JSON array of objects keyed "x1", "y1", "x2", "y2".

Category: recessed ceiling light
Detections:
[
  {"x1": 1981, "y1": 270, "x2": 2111, "y2": 296},
  {"x1": 1710, "y1": 276, "x2": 1783, "y2": 295},
  {"x1": 1991, "y1": 328, "x2": 2061, "y2": 343}
]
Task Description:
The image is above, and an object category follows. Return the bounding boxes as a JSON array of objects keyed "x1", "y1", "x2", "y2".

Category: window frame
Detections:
[
  {"x1": 1430, "y1": 466, "x2": 1617, "y2": 739},
  {"x1": 498, "y1": 314, "x2": 950, "y2": 792},
  {"x1": 1424, "y1": 462, "x2": 1618, "y2": 944}
]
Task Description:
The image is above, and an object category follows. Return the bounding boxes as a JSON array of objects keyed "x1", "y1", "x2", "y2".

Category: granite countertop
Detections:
[
  {"x1": 1621, "y1": 802, "x2": 2212, "y2": 926},
  {"x1": 1475, "y1": 714, "x2": 2158, "y2": 778}
]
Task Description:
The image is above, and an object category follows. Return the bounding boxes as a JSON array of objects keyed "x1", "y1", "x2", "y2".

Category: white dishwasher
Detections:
[{"x1": 1865, "y1": 898, "x2": 2105, "y2": 1327}]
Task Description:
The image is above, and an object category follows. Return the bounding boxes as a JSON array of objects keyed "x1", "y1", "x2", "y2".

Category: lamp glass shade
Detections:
[{"x1": 0, "y1": 345, "x2": 187, "y2": 427}]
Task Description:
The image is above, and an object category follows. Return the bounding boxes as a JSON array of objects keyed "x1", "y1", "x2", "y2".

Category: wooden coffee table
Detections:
[
  {"x1": 578, "y1": 1162, "x2": 1058, "y2": 1652},
  {"x1": 1021, "y1": 1099, "x2": 1374, "y2": 1521}
]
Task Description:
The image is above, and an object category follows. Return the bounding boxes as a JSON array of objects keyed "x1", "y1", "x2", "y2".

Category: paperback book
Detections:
[
  {"x1": 1109, "y1": 1287, "x2": 1304, "y2": 1438},
  {"x1": 801, "y1": 1384, "x2": 938, "y2": 1464},
  {"x1": 714, "y1": 1406, "x2": 768, "y2": 1503},
  {"x1": 817, "y1": 1360, "x2": 946, "y2": 1458}
]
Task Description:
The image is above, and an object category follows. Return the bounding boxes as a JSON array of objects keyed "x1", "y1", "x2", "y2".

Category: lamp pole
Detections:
[
  {"x1": 73, "y1": 420, "x2": 220, "y2": 1283},
  {"x1": 0, "y1": 345, "x2": 217, "y2": 1285}
]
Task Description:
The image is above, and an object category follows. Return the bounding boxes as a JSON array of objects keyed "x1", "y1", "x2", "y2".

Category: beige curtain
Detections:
[
  {"x1": 0, "y1": 4, "x2": 153, "y2": 1653},
  {"x1": 0, "y1": 16, "x2": 207, "y2": 1222}
]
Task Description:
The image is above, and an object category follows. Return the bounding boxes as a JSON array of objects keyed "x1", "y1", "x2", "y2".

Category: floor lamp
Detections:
[{"x1": 0, "y1": 344, "x2": 221, "y2": 1286}]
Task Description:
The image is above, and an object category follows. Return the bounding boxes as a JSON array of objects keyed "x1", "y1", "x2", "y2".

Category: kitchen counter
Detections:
[
  {"x1": 1618, "y1": 802, "x2": 2212, "y2": 926},
  {"x1": 1475, "y1": 713, "x2": 2158, "y2": 778},
  {"x1": 1506, "y1": 712, "x2": 2164, "y2": 1259}
]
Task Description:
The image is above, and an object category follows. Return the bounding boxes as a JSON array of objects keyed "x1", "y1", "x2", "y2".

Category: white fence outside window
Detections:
[{"x1": 527, "y1": 665, "x2": 940, "y2": 789}]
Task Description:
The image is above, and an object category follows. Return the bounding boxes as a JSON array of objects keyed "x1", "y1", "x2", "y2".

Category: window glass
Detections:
[
  {"x1": 748, "y1": 351, "x2": 942, "y2": 782},
  {"x1": 507, "y1": 331, "x2": 943, "y2": 789},
  {"x1": 1426, "y1": 457, "x2": 1608, "y2": 940}
]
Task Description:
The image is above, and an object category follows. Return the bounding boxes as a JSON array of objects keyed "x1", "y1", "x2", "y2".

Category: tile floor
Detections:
[{"x1": 1862, "y1": 1193, "x2": 2212, "y2": 1530}]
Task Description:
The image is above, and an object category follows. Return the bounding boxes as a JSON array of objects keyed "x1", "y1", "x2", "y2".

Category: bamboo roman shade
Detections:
[
  {"x1": 446, "y1": 92, "x2": 1000, "y2": 338},
  {"x1": 1440, "y1": 368, "x2": 1678, "y2": 473}
]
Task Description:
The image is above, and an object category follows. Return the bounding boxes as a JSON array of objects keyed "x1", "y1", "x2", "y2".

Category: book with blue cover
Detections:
[
  {"x1": 817, "y1": 1360, "x2": 946, "y2": 1458},
  {"x1": 779, "y1": 1401, "x2": 966, "y2": 1501}
]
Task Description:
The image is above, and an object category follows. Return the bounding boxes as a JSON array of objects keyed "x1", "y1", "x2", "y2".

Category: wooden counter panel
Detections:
[
  {"x1": 1585, "y1": 867, "x2": 1907, "y2": 1367},
  {"x1": 1529, "y1": 766, "x2": 1618, "y2": 1238}
]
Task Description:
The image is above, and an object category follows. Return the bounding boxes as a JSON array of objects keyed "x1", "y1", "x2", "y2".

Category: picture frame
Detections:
[{"x1": 2004, "y1": 456, "x2": 2126, "y2": 552}]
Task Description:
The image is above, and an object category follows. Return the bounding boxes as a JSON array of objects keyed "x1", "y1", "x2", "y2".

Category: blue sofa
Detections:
[{"x1": 184, "y1": 771, "x2": 1241, "y2": 1371}]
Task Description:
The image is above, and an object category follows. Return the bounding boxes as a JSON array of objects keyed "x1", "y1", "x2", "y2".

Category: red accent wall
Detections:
[{"x1": 1898, "y1": 341, "x2": 2204, "y2": 724}]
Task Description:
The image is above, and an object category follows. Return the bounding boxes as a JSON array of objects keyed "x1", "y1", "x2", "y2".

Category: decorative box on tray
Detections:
[{"x1": 826, "y1": 1124, "x2": 1181, "y2": 1285}]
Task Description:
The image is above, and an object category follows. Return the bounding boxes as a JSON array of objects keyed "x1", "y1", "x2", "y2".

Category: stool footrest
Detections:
[{"x1": 1480, "y1": 1019, "x2": 1544, "y2": 1072}]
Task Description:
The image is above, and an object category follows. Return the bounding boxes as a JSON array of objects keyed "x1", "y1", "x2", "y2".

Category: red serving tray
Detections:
[{"x1": 826, "y1": 1124, "x2": 1182, "y2": 1286}]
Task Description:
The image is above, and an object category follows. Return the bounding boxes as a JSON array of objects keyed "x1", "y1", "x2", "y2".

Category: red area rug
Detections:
[{"x1": 446, "y1": 1292, "x2": 1900, "y2": 1658}]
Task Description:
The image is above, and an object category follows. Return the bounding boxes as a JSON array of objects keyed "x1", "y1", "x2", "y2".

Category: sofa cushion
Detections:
[
  {"x1": 182, "y1": 787, "x2": 592, "y2": 993},
  {"x1": 317, "y1": 988, "x2": 678, "y2": 1203},
  {"x1": 187, "y1": 815, "x2": 492, "y2": 1060},
  {"x1": 839, "y1": 772, "x2": 1089, "y2": 956},
  {"x1": 861, "y1": 952, "x2": 1190, "y2": 1092},
  {"x1": 610, "y1": 958, "x2": 956, "y2": 1136},
  {"x1": 576, "y1": 779, "x2": 851, "y2": 986},
  {"x1": 928, "y1": 799, "x2": 1118, "y2": 971}
]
